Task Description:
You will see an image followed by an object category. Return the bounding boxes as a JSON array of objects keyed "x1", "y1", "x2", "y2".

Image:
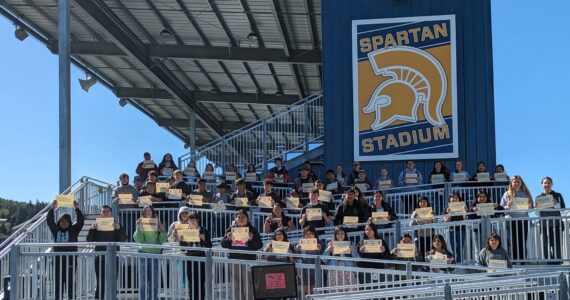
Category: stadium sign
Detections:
[{"x1": 352, "y1": 15, "x2": 458, "y2": 161}]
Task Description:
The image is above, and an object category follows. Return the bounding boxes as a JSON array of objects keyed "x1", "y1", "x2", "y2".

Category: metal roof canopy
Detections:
[{"x1": 1, "y1": 0, "x2": 322, "y2": 145}]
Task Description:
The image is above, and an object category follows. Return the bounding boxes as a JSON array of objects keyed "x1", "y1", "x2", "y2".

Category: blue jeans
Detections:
[{"x1": 139, "y1": 257, "x2": 159, "y2": 300}]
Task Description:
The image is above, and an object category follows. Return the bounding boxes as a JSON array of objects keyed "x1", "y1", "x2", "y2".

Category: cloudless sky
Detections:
[{"x1": 0, "y1": 0, "x2": 568, "y2": 205}]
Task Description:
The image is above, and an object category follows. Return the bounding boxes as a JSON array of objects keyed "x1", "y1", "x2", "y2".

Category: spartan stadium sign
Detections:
[{"x1": 352, "y1": 15, "x2": 458, "y2": 161}]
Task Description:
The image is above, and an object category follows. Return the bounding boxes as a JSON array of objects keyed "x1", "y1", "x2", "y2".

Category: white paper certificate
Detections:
[
  {"x1": 363, "y1": 239, "x2": 382, "y2": 253},
  {"x1": 404, "y1": 174, "x2": 418, "y2": 184},
  {"x1": 377, "y1": 180, "x2": 392, "y2": 189},
  {"x1": 448, "y1": 201, "x2": 466, "y2": 215},
  {"x1": 235, "y1": 197, "x2": 249, "y2": 207},
  {"x1": 512, "y1": 197, "x2": 529, "y2": 210},
  {"x1": 225, "y1": 172, "x2": 237, "y2": 181},
  {"x1": 187, "y1": 194, "x2": 203, "y2": 206},
  {"x1": 477, "y1": 172, "x2": 490, "y2": 182},
  {"x1": 318, "y1": 190, "x2": 332, "y2": 202},
  {"x1": 286, "y1": 197, "x2": 300, "y2": 209},
  {"x1": 306, "y1": 208, "x2": 322, "y2": 221},
  {"x1": 343, "y1": 216, "x2": 359, "y2": 224},
  {"x1": 245, "y1": 172, "x2": 257, "y2": 181},
  {"x1": 325, "y1": 182, "x2": 338, "y2": 191},
  {"x1": 371, "y1": 211, "x2": 389, "y2": 223},
  {"x1": 138, "y1": 196, "x2": 152, "y2": 207},
  {"x1": 535, "y1": 195, "x2": 555, "y2": 209},
  {"x1": 332, "y1": 241, "x2": 351, "y2": 255},
  {"x1": 299, "y1": 238, "x2": 318, "y2": 251},
  {"x1": 231, "y1": 227, "x2": 249, "y2": 246},
  {"x1": 203, "y1": 171, "x2": 215, "y2": 180},
  {"x1": 179, "y1": 228, "x2": 200, "y2": 242},
  {"x1": 476, "y1": 203, "x2": 495, "y2": 216},
  {"x1": 156, "y1": 182, "x2": 170, "y2": 193},
  {"x1": 96, "y1": 218, "x2": 114, "y2": 231},
  {"x1": 140, "y1": 218, "x2": 158, "y2": 231},
  {"x1": 397, "y1": 243, "x2": 416, "y2": 258},
  {"x1": 56, "y1": 194, "x2": 75, "y2": 208},
  {"x1": 271, "y1": 241, "x2": 290, "y2": 253},
  {"x1": 302, "y1": 183, "x2": 314, "y2": 193},
  {"x1": 415, "y1": 207, "x2": 433, "y2": 219},
  {"x1": 166, "y1": 189, "x2": 182, "y2": 200},
  {"x1": 118, "y1": 193, "x2": 133, "y2": 204},
  {"x1": 430, "y1": 174, "x2": 445, "y2": 184},
  {"x1": 258, "y1": 196, "x2": 273, "y2": 208}
]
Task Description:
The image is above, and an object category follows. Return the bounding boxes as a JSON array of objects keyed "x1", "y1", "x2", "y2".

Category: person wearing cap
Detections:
[
  {"x1": 230, "y1": 178, "x2": 256, "y2": 207},
  {"x1": 347, "y1": 161, "x2": 362, "y2": 185},
  {"x1": 353, "y1": 169, "x2": 373, "y2": 192},
  {"x1": 294, "y1": 165, "x2": 315, "y2": 200},
  {"x1": 333, "y1": 189, "x2": 368, "y2": 231},
  {"x1": 169, "y1": 208, "x2": 212, "y2": 300},
  {"x1": 112, "y1": 173, "x2": 139, "y2": 204},
  {"x1": 324, "y1": 169, "x2": 344, "y2": 195},
  {"x1": 298, "y1": 161, "x2": 317, "y2": 182},
  {"x1": 188, "y1": 178, "x2": 213, "y2": 204},
  {"x1": 266, "y1": 157, "x2": 290, "y2": 183},
  {"x1": 170, "y1": 170, "x2": 190, "y2": 199},
  {"x1": 221, "y1": 209, "x2": 263, "y2": 300},
  {"x1": 47, "y1": 199, "x2": 84, "y2": 299},
  {"x1": 136, "y1": 152, "x2": 157, "y2": 181}
]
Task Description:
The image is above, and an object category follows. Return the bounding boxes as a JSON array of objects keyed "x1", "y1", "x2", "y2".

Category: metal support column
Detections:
[
  {"x1": 105, "y1": 244, "x2": 117, "y2": 300},
  {"x1": 262, "y1": 122, "x2": 268, "y2": 176},
  {"x1": 205, "y1": 250, "x2": 213, "y2": 300},
  {"x1": 9, "y1": 245, "x2": 20, "y2": 300},
  {"x1": 189, "y1": 108, "x2": 196, "y2": 151},
  {"x1": 58, "y1": 0, "x2": 71, "y2": 193},
  {"x1": 303, "y1": 97, "x2": 309, "y2": 160}
]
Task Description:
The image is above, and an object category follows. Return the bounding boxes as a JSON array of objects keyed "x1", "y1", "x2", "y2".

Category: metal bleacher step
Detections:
[{"x1": 78, "y1": 213, "x2": 98, "y2": 242}]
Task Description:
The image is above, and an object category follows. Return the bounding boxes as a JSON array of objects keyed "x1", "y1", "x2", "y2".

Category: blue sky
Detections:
[{"x1": 0, "y1": 0, "x2": 568, "y2": 205}]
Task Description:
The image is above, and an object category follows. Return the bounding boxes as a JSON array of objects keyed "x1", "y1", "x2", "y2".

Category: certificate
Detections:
[
  {"x1": 286, "y1": 197, "x2": 300, "y2": 209},
  {"x1": 355, "y1": 183, "x2": 368, "y2": 192},
  {"x1": 494, "y1": 172, "x2": 509, "y2": 182},
  {"x1": 203, "y1": 171, "x2": 215, "y2": 180},
  {"x1": 179, "y1": 228, "x2": 200, "y2": 242},
  {"x1": 187, "y1": 194, "x2": 203, "y2": 206},
  {"x1": 306, "y1": 208, "x2": 322, "y2": 221},
  {"x1": 225, "y1": 172, "x2": 237, "y2": 181},
  {"x1": 175, "y1": 223, "x2": 189, "y2": 231},
  {"x1": 138, "y1": 196, "x2": 152, "y2": 207},
  {"x1": 453, "y1": 173, "x2": 467, "y2": 183},
  {"x1": 140, "y1": 218, "x2": 158, "y2": 231},
  {"x1": 476, "y1": 203, "x2": 495, "y2": 216},
  {"x1": 156, "y1": 182, "x2": 170, "y2": 193},
  {"x1": 211, "y1": 201, "x2": 227, "y2": 213},
  {"x1": 166, "y1": 189, "x2": 182, "y2": 200},
  {"x1": 377, "y1": 180, "x2": 392, "y2": 189},
  {"x1": 404, "y1": 174, "x2": 418, "y2": 184},
  {"x1": 231, "y1": 227, "x2": 249, "y2": 246},
  {"x1": 397, "y1": 243, "x2": 416, "y2": 258},
  {"x1": 512, "y1": 197, "x2": 529, "y2": 210},
  {"x1": 299, "y1": 238, "x2": 318, "y2": 251},
  {"x1": 430, "y1": 174, "x2": 445, "y2": 184},
  {"x1": 448, "y1": 201, "x2": 466, "y2": 215},
  {"x1": 318, "y1": 190, "x2": 332, "y2": 202},
  {"x1": 430, "y1": 254, "x2": 448, "y2": 265},
  {"x1": 325, "y1": 182, "x2": 338, "y2": 191},
  {"x1": 162, "y1": 168, "x2": 174, "y2": 177},
  {"x1": 535, "y1": 195, "x2": 555, "y2": 209},
  {"x1": 56, "y1": 194, "x2": 75, "y2": 208},
  {"x1": 371, "y1": 211, "x2": 389, "y2": 223},
  {"x1": 363, "y1": 239, "x2": 382, "y2": 253},
  {"x1": 477, "y1": 172, "x2": 490, "y2": 182},
  {"x1": 96, "y1": 218, "x2": 115, "y2": 231},
  {"x1": 258, "y1": 196, "x2": 273, "y2": 208},
  {"x1": 143, "y1": 160, "x2": 155, "y2": 169},
  {"x1": 302, "y1": 183, "x2": 314, "y2": 193},
  {"x1": 245, "y1": 172, "x2": 257, "y2": 182},
  {"x1": 415, "y1": 207, "x2": 433, "y2": 219},
  {"x1": 271, "y1": 241, "x2": 291, "y2": 253},
  {"x1": 183, "y1": 167, "x2": 196, "y2": 176},
  {"x1": 343, "y1": 216, "x2": 359, "y2": 225},
  {"x1": 488, "y1": 259, "x2": 507, "y2": 270},
  {"x1": 117, "y1": 193, "x2": 133, "y2": 204},
  {"x1": 235, "y1": 197, "x2": 249, "y2": 207},
  {"x1": 332, "y1": 241, "x2": 351, "y2": 255}
]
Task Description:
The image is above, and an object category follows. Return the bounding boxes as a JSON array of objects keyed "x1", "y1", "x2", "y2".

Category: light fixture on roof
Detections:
[
  {"x1": 14, "y1": 25, "x2": 29, "y2": 41},
  {"x1": 275, "y1": 90, "x2": 284, "y2": 96},
  {"x1": 118, "y1": 98, "x2": 128, "y2": 107},
  {"x1": 160, "y1": 28, "x2": 171, "y2": 38},
  {"x1": 246, "y1": 32, "x2": 258, "y2": 41},
  {"x1": 78, "y1": 74, "x2": 97, "y2": 92},
  {"x1": 210, "y1": 88, "x2": 220, "y2": 94}
]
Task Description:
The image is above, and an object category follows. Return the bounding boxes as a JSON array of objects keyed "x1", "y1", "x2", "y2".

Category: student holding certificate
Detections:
[
  {"x1": 263, "y1": 202, "x2": 295, "y2": 233},
  {"x1": 47, "y1": 200, "x2": 84, "y2": 300},
  {"x1": 221, "y1": 209, "x2": 262, "y2": 300},
  {"x1": 266, "y1": 157, "x2": 290, "y2": 183},
  {"x1": 470, "y1": 161, "x2": 489, "y2": 181},
  {"x1": 324, "y1": 227, "x2": 358, "y2": 288},
  {"x1": 256, "y1": 179, "x2": 282, "y2": 208},
  {"x1": 375, "y1": 168, "x2": 394, "y2": 190},
  {"x1": 182, "y1": 160, "x2": 200, "y2": 179},
  {"x1": 469, "y1": 191, "x2": 504, "y2": 219},
  {"x1": 476, "y1": 233, "x2": 512, "y2": 268},
  {"x1": 295, "y1": 226, "x2": 324, "y2": 294},
  {"x1": 170, "y1": 170, "x2": 190, "y2": 199},
  {"x1": 428, "y1": 160, "x2": 450, "y2": 184},
  {"x1": 244, "y1": 163, "x2": 260, "y2": 182},
  {"x1": 136, "y1": 152, "x2": 157, "y2": 181},
  {"x1": 86, "y1": 205, "x2": 126, "y2": 299},
  {"x1": 294, "y1": 166, "x2": 316, "y2": 199},
  {"x1": 335, "y1": 164, "x2": 347, "y2": 186},
  {"x1": 333, "y1": 189, "x2": 368, "y2": 230},
  {"x1": 536, "y1": 177, "x2": 565, "y2": 263},
  {"x1": 425, "y1": 234, "x2": 455, "y2": 273},
  {"x1": 500, "y1": 175, "x2": 532, "y2": 262},
  {"x1": 300, "y1": 188, "x2": 332, "y2": 229},
  {"x1": 157, "y1": 153, "x2": 178, "y2": 177},
  {"x1": 262, "y1": 228, "x2": 295, "y2": 263},
  {"x1": 367, "y1": 190, "x2": 397, "y2": 227},
  {"x1": 357, "y1": 222, "x2": 389, "y2": 283},
  {"x1": 443, "y1": 193, "x2": 467, "y2": 263},
  {"x1": 133, "y1": 205, "x2": 167, "y2": 300},
  {"x1": 448, "y1": 159, "x2": 470, "y2": 183},
  {"x1": 353, "y1": 169, "x2": 373, "y2": 192},
  {"x1": 203, "y1": 163, "x2": 217, "y2": 183},
  {"x1": 222, "y1": 164, "x2": 242, "y2": 182},
  {"x1": 397, "y1": 160, "x2": 424, "y2": 186},
  {"x1": 112, "y1": 173, "x2": 139, "y2": 204},
  {"x1": 189, "y1": 178, "x2": 213, "y2": 204},
  {"x1": 324, "y1": 169, "x2": 345, "y2": 195},
  {"x1": 139, "y1": 181, "x2": 165, "y2": 203},
  {"x1": 230, "y1": 178, "x2": 256, "y2": 206},
  {"x1": 390, "y1": 233, "x2": 423, "y2": 270}
]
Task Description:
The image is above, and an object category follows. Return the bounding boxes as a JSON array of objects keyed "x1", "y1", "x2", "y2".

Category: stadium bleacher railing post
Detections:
[
  {"x1": 481, "y1": 216, "x2": 492, "y2": 243},
  {"x1": 221, "y1": 137, "x2": 226, "y2": 174},
  {"x1": 262, "y1": 121, "x2": 268, "y2": 176},
  {"x1": 303, "y1": 97, "x2": 309, "y2": 160},
  {"x1": 395, "y1": 219, "x2": 402, "y2": 241},
  {"x1": 204, "y1": 249, "x2": 213, "y2": 300},
  {"x1": 444, "y1": 283, "x2": 452, "y2": 300},
  {"x1": 405, "y1": 261, "x2": 412, "y2": 279},
  {"x1": 560, "y1": 273, "x2": 569, "y2": 300},
  {"x1": 314, "y1": 256, "x2": 323, "y2": 289},
  {"x1": 443, "y1": 182, "x2": 451, "y2": 204},
  {"x1": 105, "y1": 244, "x2": 118, "y2": 300},
  {"x1": 8, "y1": 244, "x2": 19, "y2": 300}
]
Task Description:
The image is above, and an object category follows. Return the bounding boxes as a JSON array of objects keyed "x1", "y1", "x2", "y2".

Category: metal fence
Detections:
[{"x1": 178, "y1": 93, "x2": 323, "y2": 176}]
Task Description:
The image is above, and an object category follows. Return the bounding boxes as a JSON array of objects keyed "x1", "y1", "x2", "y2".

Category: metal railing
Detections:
[
  {"x1": 178, "y1": 92, "x2": 324, "y2": 176},
  {"x1": 0, "y1": 177, "x2": 114, "y2": 296}
]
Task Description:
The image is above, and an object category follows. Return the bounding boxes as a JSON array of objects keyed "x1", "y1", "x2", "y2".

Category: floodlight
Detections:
[
  {"x1": 78, "y1": 74, "x2": 97, "y2": 92},
  {"x1": 15, "y1": 26, "x2": 29, "y2": 41},
  {"x1": 118, "y1": 98, "x2": 128, "y2": 107},
  {"x1": 246, "y1": 32, "x2": 258, "y2": 41}
]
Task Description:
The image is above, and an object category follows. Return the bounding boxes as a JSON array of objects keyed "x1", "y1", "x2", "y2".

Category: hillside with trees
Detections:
[{"x1": 0, "y1": 198, "x2": 47, "y2": 242}]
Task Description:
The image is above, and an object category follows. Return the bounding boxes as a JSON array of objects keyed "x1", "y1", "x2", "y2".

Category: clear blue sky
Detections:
[{"x1": 0, "y1": 0, "x2": 568, "y2": 205}]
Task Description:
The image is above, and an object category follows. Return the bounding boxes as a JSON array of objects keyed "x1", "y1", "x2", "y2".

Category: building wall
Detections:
[{"x1": 322, "y1": 0, "x2": 496, "y2": 182}]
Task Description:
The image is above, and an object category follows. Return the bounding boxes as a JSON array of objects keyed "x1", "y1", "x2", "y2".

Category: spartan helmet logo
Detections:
[{"x1": 362, "y1": 46, "x2": 447, "y2": 131}]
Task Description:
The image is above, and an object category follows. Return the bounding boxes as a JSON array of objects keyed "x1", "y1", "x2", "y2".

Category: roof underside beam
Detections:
[
  {"x1": 115, "y1": 87, "x2": 298, "y2": 105},
  {"x1": 157, "y1": 119, "x2": 248, "y2": 131},
  {"x1": 74, "y1": 0, "x2": 223, "y2": 136},
  {"x1": 69, "y1": 41, "x2": 321, "y2": 65}
]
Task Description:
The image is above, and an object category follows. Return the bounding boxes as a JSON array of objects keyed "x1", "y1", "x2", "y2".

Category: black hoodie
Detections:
[{"x1": 47, "y1": 207, "x2": 84, "y2": 252}]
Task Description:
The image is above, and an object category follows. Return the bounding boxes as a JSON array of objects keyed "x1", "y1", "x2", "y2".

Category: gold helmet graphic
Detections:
[{"x1": 362, "y1": 46, "x2": 447, "y2": 131}]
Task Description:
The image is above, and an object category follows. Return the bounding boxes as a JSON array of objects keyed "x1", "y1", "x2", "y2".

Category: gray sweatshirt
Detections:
[{"x1": 476, "y1": 247, "x2": 512, "y2": 268}]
